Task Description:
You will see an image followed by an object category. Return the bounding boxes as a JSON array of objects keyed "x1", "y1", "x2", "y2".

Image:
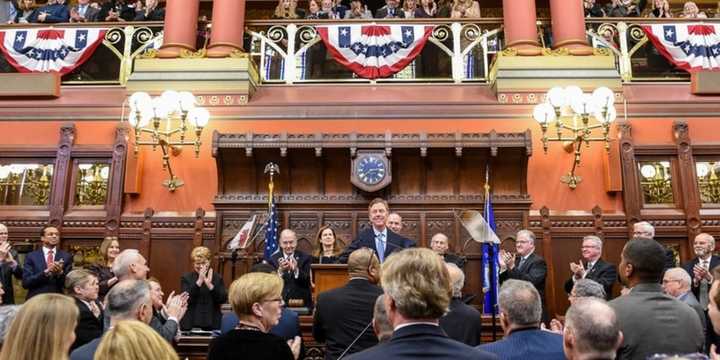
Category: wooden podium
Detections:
[{"x1": 311, "y1": 264, "x2": 348, "y2": 300}]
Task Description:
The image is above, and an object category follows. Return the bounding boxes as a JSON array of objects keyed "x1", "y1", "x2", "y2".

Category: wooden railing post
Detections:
[{"x1": 141, "y1": 208, "x2": 154, "y2": 260}]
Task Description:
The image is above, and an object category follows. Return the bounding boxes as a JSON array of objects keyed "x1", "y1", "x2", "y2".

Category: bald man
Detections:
[
  {"x1": 682, "y1": 233, "x2": 720, "y2": 310},
  {"x1": 431, "y1": 233, "x2": 465, "y2": 269},
  {"x1": 269, "y1": 229, "x2": 313, "y2": 308},
  {"x1": 563, "y1": 298, "x2": 622, "y2": 360},
  {"x1": 314, "y1": 248, "x2": 383, "y2": 360}
]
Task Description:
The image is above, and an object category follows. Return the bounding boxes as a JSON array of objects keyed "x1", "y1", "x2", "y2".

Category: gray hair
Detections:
[
  {"x1": 446, "y1": 263, "x2": 465, "y2": 298},
  {"x1": 696, "y1": 233, "x2": 716, "y2": 249},
  {"x1": 516, "y1": 230, "x2": 536, "y2": 245},
  {"x1": 499, "y1": 279, "x2": 541, "y2": 326},
  {"x1": 572, "y1": 279, "x2": 606, "y2": 299},
  {"x1": 373, "y1": 295, "x2": 393, "y2": 342},
  {"x1": 634, "y1": 221, "x2": 655, "y2": 237},
  {"x1": 112, "y1": 249, "x2": 141, "y2": 279},
  {"x1": 565, "y1": 298, "x2": 621, "y2": 358},
  {"x1": 665, "y1": 267, "x2": 692, "y2": 291},
  {"x1": 105, "y1": 280, "x2": 151, "y2": 321},
  {"x1": 582, "y1": 235, "x2": 603, "y2": 249},
  {"x1": 0, "y1": 305, "x2": 21, "y2": 344}
]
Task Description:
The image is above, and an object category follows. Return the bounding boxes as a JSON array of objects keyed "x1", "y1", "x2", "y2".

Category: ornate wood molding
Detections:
[
  {"x1": 48, "y1": 123, "x2": 76, "y2": 228},
  {"x1": 673, "y1": 120, "x2": 702, "y2": 251},
  {"x1": 618, "y1": 121, "x2": 642, "y2": 237},
  {"x1": 212, "y1": 131, "x2": 533, "y2": 158},
  {"x1": 105, "y1": 124, "x2": 129, "y2": 236}
]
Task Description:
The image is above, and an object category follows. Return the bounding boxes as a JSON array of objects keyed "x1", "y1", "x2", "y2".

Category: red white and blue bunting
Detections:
[
  {"x1": 316, "y1": 24, "x2": 433, "y2": 79},
  {"x1": 0, "y1": 28, "x2": 106, "y2": 74},
  {"x1": 643, "y1": 23, "x2": 720, "y2": 72}
]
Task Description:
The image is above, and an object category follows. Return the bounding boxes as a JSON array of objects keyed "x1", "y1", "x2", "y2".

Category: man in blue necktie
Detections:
[{"x1": 340, "y1": 198, "x2": 416, "y2": 263}]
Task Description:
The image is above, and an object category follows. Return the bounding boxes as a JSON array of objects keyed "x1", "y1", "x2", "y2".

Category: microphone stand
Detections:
[{"x1": 336, "y1": 320, "x2": 373, "y2": 360}]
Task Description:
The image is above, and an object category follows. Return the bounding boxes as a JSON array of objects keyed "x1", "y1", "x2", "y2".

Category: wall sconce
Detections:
[
  {"x1": 533, "y1": 86, "x2": 617, "y2": 189},
  {"x1": 127, "y1": 91, "x2": 210, "y2": 192},
  {"x1": 696, "y1": 161, "x2": 720, "y2": 204}
]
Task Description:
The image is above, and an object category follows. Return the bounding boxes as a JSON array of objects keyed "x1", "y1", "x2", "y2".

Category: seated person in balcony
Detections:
[
  {"x1": 306, "y1": 0, "x2": 329, "y2": 19},
  {"x1": 316, "y1": 0, "x2": 340, "y2": 19},
  {"x1": 605, "y1": 0, "x2": 642, "y2": 17},
  {"x1": 70, "y1": 0, "x2": 99, "y2": 22},
  {"x1": 401, "y1": 0, "x2": 417, "y2": 18},
  {"x1": 133, "y1": 0, "x2": 164, "y2": 21},
  {"x1": 345, "y1": 0, "x2": 373, "y2": 19},
  {"x1": 28, "y1": 0, "x2": 70, "y2": 23},
  {"x1": 450, "y1": 0, "x2": 480, "y2": 18},
  {"x1": 97, "y1": 0, "x2": 137, "y2": 22},
  {"x1": 415, "y1": 0, "x2": 437, "y2": 17},
  {"x1": 644, "y1": 0, "x2": 672, "y2": 17},
  {"x1": 584, "y1": 0, "x2": 605, "y2": 17},
  {"x1": 375, "y1": 0, "x2": 404, "y2": 18},
  {"x1": 681, "y1": 1, "x2": 707, "y2": 18},
  {"x1": 1, "y1": 0, "x2": 17, "y2": 24},
  {"x1": 13, "y1": 0, "x2": 36, "y2": 23},
  {"x1": 331, "y1": 0, "x2": 348, "y2": 18},
  {"x1": 273, "y1": 0, "x2": 305, "y2": 19}
]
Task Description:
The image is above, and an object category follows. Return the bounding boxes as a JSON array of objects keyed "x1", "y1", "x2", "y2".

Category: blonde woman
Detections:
[
  {"x1": 180, "y1": 246, "x2": 228, "y2": 331},
  {"x1": 95, "y1": 320, "x2": 179, "y2": 360},
  {"x1": 88, "y1": 235, "x2": 121, "y2": 298},
  {"x1": 402, "y1": 0, "x2": 417, "y2": 18},
  {"x1": 312, "y1": 225, "x2": 343, "y2": 264},
  {"x1": 208, "y1": 272, "x2": 301, "y2": 360},
  {"x1": 273, "y1": 0, "x2": 305, "y2": 19},
  {"x1": 681, "y1": 1, "x2": 707, "y2": 18},
  {"x1": 450, "y1": 0, "x2": 479, "y2": 18},
  {"x1": 0, "y1": 293, "x2": 78, "y2": 360}
]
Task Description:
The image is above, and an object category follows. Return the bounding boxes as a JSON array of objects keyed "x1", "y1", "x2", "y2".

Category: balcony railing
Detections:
[{"x1": 1, "y1": 18, "x2": 717, "y2": 85}]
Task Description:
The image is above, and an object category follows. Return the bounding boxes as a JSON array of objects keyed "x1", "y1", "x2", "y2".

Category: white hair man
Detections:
[
  {"x1": 0, "y1": 224, "x2": 22, "y2": 304},
  {"x1": 664, "y1": 267, "x2": 706, "y2": 332},
  {"x1": 439, "y1": 263, "x2": 481, "y2": 346},
  {"x1": 563, "y1": 298, "x2": 623, "y2": 360},
  {"x1": 564, "y1": 235, "x2": 617, "y2": 300},
  {"x1": 682, "y1": 233, "x2": 720, "y2": 310},
  {"x1": 632, "y1": 221, "x2": 676, "y2": 270},
  {"x1": 112, "y1": 249, "x2": 150, "y2": 281},
  {"x1": 347, "y1": 248, "x2": 497, "y2": 360},
  {"x1": 269, "y1": 229, "x2": 313, "y2": 308},
  {"x1": 478, "y1": 279, "x2": 564, "y2": 358}
]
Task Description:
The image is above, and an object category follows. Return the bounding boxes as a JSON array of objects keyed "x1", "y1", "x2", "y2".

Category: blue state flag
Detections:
[
  {"x1": 481, "y1": 189, "x2": 500, "y2": 315},
  {"x1": 263, "y1": 198, "x2": 279, "y2": 263}
]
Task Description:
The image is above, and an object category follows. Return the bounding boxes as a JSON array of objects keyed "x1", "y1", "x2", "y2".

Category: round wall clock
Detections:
[{"x1": 351, "y1": 150, "x2": 392, "y2": 192}]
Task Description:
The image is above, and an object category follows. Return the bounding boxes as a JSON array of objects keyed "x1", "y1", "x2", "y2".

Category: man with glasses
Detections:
[
  {"x1": 269, "y1": 229, "x2": 313, "y2": 308},
  {"x1": 682, "y1": 233, "x2": 720, "y2": 310},
  {"x1": 663, "y1": 267, "x2": 706, "y2": 334},
  {"x1": 563, "y1": 235, "x2": 617, "y2": 300},
  {"x1": 0, "y1": 223, "x2": 22, "y2": 304},
  {"x1": 499, "y1": 230, "x2": 547, "y2": 319}
]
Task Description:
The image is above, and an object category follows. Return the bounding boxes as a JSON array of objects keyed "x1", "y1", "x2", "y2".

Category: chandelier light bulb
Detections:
[
  {"x1": 78, "y1": 164, "x2": 93, "y2": 171},
  {"x1": 100, "y1": 167, "x2": 110, "y2": 180},
  {"x1": 547, "y1": 86, "x2": 566, "y2": 108},
  {"x1": 697, "y1": 163, "x2": 710, "y2": 178},
  {"x1": 161, "y1": 90, "x2": 181, "y2": 113},
  {"x1": 178, "y1": 92, "x2": 196, "y2": 112},
  {"x1": 533, "y1": 103, "x2": 556, "y2": 124},
  {"x1": 187, "y1": 107, "x2": 210, "y2": 128},
  {"x1": 640, "y1": 164, "x2": 657, "y2": 179},
  {"x1": 8, "y1": 164, "x2": 25, "y2": 174},
  {"x1": 592, "y1": 87, "x2": 615, "y2": 109},
  {"x1": 129, "y1": 92, "x2": 152, "y2": 112},
  {"x1": 0, "y1": 166, "x2": 10, "y2": 179},
  {"x1": 151, "y1": 97, "x2": 170, "y2": 119}
]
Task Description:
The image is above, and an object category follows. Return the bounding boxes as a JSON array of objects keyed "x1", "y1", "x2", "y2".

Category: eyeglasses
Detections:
[{"x1": 262, "y1": 298, "x2": 284, "y2": 305}]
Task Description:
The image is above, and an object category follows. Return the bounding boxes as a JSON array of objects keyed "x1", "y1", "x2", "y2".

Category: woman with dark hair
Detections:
[
  {"x1": 88, "y1": 235, "x2": 120, "y2": 298},
  {"x1": 312, "y1": 225, "x2": 342, "y2": 264}
]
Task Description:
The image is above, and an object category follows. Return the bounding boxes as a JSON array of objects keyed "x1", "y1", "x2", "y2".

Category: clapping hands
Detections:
[
  {"x1": 569, "y1": 260, "x2": 585, "y2": 279},
  {"x1": 163, "y1": 291, "x2": 189, "y2": 320},
  {"x1": 196, "y1": 263, "x2": 215, "y2": 290},
  {"x1": 500, "y1": 250, "x2": 515, "y2": 270}
]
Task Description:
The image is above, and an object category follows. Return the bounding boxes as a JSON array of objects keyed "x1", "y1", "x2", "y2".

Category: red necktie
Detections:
[{"x1": 46, "y1": 250, "x2": 54, "y2": 266}]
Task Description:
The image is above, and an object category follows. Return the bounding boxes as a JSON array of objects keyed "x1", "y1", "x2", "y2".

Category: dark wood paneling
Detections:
[
  {"x1": 392, "y1": 149, "x2": 423, "y2": 196},
  {"x1": 323, "y1": 149, "x2": 352, "y2": 194}
]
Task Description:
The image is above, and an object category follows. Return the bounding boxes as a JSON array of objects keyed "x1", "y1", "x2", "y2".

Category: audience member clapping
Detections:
[
  {"x1": 401, "y1": 0, "x2": 417, "y2": 18},
  {"x1": 208, "y1": 272, "x2": 302, "y2": 360},
  {"x1": 584, "y1": 0, "x2": 606, "y2": 17},
  {"x1": 306, "y1": 0, "x2": 327, "y2": 19},
  {"x1": 0, "y1": 293, "x2": 78, "y2": 360},
  {"x1": 605, "y1": 0, "x2": 641, "y2": 17},
  {"x1": 681, "y1": 1, "x2": 707, "y2": 18},
  {"x1": 317, "y1": 0, "x2": 340, "y2": 19},
  {"x1": 97, "y1": 0, "x2": 136, "y2": 22},
  {"x1": 113, "y1": 249, "x2": 150, "y2": 281},
  {"x1": 13, "y1": 0, "x2": 36, "y2": 23},
  {"x1": 133, "y1": 0, "x2": 164, "y2": 21},
  {"x1": 450, "y1": 0, "x2": 480, "y2": 19},
  {"x1": 479, "y1": 279, "x2": 564, "y2": 359},
  {"x1": 148, "y1": 278, "x2": 188, "y2": 342},
  {"x1": 273, "y1": 0, "x2": 305, "y2": 19},
  {"x1": 70, "y1": 0, "x2": 99, "y2": 22},
  {"x1": 347, "y1": 248, "x2": 497, "y2": 360},
  {"x1": 662, "y1": 268, "x2": 706, "y2": 333},
  {"x1": 562, "y1": 298, "x2": 622, "y2": 360},
  {"x1": 345, "y1": 0, "x2": 373, "y2": 20},
  {"x1": 28, "y1": 0, "x2": 69, "y2": 23},
  {"x1": 180, "y1": 246, "x2": 227, "y2": 331},
  {"x1": 70, "y1": 279, "x2": 155, "y2": 360},
  {"x1": 376, "y1": 0, "x2": 405, "y2": 18},
  {"x1": 546, "y1": 278, "x2": 607, "y2": 334},
  {"x1": 95, "y1": 320, "x2": 179, "y2": 360},
  {"x1": 65, "y1": 269, "x2": 104, "y2": 351},
  {"x1": 646, "y1": 0, "x2": 672, "y2": 17},
  {"x1": 415, "y1": 0, "x2": 437, "y2": 17}
]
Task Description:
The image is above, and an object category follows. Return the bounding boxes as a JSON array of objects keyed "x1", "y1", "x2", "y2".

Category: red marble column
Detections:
[
  {"x1": 502, "y1": 0, "x2": 542, "y2": 56},
  {"x1": 207, "y1": 0, "x2": 247, "y2": 57},
  {"x1": 157, "y1": 0, "x2": 200, "y2": 59},
  {"x1": 549, "y1": 0, "x2": 593, "y2": 55}
]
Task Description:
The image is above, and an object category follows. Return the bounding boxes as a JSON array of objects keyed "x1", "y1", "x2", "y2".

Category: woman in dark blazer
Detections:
[
  {"x1": 312, "y1": 225, "x2": 343, "y2": 264},
  {"x1": 180, "y1": 246, "x2": 228, "y2": 331},
  {"x1": 87, "y1": 236, "x2": 121, "y2": 299},
  {"x1": 65, "y1": 269, "x2": 103, "y2": 351}
]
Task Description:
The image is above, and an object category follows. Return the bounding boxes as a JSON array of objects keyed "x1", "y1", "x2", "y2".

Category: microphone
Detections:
[{"x1": 335, "y1": 319, "x2": 374, "y2": 360}]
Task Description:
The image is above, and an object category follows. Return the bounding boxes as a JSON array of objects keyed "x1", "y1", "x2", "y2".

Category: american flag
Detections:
[{"x1": 263, "y1": 197, "x2": 279, "y2": 262}]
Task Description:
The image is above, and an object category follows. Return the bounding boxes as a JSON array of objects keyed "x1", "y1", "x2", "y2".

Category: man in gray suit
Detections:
[
  {"x1": 610, "y1": 239, "x2": 704, "y2": 359},
  {"x1": 663, "y1": 267, "x2": 706, "y2": 334}
]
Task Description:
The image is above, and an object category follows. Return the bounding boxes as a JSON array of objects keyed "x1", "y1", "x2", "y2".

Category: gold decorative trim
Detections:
[
  {"x1": 593, "y1": 48, "x2": 612, "y2": 56},
  {"x1": 180, "y1": 48, "x2": 208, "y2": 59},
  {"x1": 229, "y1": 50, "x2": 249, "y2": 59},
  {"x1": 502, "y1": 48, "x2": 518, "y2": 56},
  {"x1": 138, "y1": 49, "x2": 158, "y2": 59}
]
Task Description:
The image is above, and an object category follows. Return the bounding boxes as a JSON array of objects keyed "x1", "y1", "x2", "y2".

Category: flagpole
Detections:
[{"x1": 484, "y1": 164, "x2": 499, "y2": 341}]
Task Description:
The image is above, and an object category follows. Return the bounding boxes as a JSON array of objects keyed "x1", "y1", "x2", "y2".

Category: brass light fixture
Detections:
[
  {"x1": 639, "y1": 161, "x2": 673, "y2": 204},
  {"x1": 696, "y1": 161, "x2": 720, "y2": 204},
  {"x1": 533, "y1": 86, "x2": 617, "y2": 189},
  {"x1": 126, "y1": 91, "x2": 210, "y2": 192},
  {"x1": 0, "y1": 164, "x2": 53, "y2": 205},
  {"x1": 75, "y1": 163, "x2": 110, "y2": 206}
]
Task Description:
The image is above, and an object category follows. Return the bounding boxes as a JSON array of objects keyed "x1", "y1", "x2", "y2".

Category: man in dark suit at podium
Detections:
[
  {"x1": 340, "y1": 198, "x2": 415, "y2": 263},
  {"x1": 269, "y1": 229, "x2": 313, "y2": 308},
  {"x1": 314, "y1": 248, "x2": 383, "y2": 360},
  {"x1": 563, "y1": 235, "x2": 617, "y2": 300},
  {"x1": 22, "y1": 225, "x2": 73, "y2": 299}
]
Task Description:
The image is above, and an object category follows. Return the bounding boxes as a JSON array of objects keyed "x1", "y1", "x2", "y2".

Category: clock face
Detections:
[{"x1": 357, "y1": 155, "x2": 386, "y2": 185}]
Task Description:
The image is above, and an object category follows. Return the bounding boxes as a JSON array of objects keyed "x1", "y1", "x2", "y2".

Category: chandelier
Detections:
[
  {"x1": 533, "y1": 86, "x2": 617, "y2": 189},
  {"x1": 75, "y1": 163, "x2": 110, "y2": 206},
  {"x1": 696, "y1": 161, "x2": 720, "y2": 204},
  {"x1": 126, "y1": 91, "x2": 210, "y2": 192},
  {"x1": 0, "y1": 164, "x2": 53, "y2": 205},
  {"x1": 639, "y1": 161, "x2": 673, "y2": 204}
]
